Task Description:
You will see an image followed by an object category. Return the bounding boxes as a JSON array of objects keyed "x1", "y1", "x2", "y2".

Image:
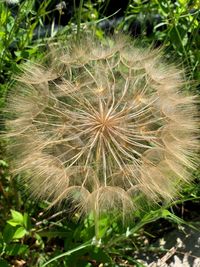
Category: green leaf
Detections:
[
  {"x1": 10, "y1": 210, "x2": 24, "y2": 225},
  {"x1": 0, "y1": 160, "x2": 8, "y2": 167},
  {"x1": 0, "y1": 238, "x2": 4, "y2": 254},
  {"x1": 0, "y1": 259, "x2": 10, "y2": 267},
  {"x1": 12, "y1": 227, "x2": 27, "y2": 239},
  {"x1": 161, "y1": 209, "x2": 171, "y2": 217},
  {"x1": 3, "y1": 225, "x2": 16, "y2": 243},
  {"x1": 178, "y1": 0, "x2": 188, "y2": 5},
  {"x1": 0, "y1": 8, "x2": 10, "y2": 25},
  {"x1": 5, "y1": 244, "x2": 29, "y2": 256},
  {"x1": 23, "y1": 213, "x2": 31, "y2": 230},
  {"x1": 157, "y1": 1, "x2": 169, "y2": 15},
  {"x1": 7, "y1": 220, "x2": 20, "y2": 227}
]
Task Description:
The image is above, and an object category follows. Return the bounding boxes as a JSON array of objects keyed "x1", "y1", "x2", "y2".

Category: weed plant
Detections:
[{"x1": 0, "y1": 1, "x2": 199, "y2": 266}]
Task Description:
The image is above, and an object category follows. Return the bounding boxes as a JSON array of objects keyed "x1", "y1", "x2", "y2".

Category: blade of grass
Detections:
[{"x1": 41, "y1": 241, "x2": 92, "y2": 267}]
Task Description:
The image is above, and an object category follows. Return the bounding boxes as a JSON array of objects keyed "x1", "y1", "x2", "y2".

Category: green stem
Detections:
[
  {"x1": 76, "y1": 0, "x2": 83, "y2": 42},
  {"x1": 94, "y1": 209, "x2": 99, "y2": 241}
]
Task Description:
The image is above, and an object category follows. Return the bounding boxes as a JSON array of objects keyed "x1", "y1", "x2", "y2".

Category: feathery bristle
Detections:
[{"x1": 3, "y1": 34, "x2": 199, "y2": 218}]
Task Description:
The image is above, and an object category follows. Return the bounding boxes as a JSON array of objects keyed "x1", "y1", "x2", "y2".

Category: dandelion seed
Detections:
[{"x1": 3, "y1": 35, "x2": 199, "y2": 220}]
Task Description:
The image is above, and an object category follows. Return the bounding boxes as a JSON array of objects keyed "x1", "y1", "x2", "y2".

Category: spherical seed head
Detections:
[{"x1": 4, "y1": 35, "x2": 199, "y2": 218}]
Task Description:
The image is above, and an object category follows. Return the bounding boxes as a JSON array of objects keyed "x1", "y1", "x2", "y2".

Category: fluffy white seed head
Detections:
[{"x1": 4, "y1": 35, "x2": 199, "y2": 218}]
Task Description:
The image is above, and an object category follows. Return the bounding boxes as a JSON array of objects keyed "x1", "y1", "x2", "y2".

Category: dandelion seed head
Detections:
[{"x1": 4, "y1": 35, "x2": 199, "y2": 218}]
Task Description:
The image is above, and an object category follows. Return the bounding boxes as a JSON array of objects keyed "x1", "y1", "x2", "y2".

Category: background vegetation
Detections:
[{"x1": 0, "y1": 0, "x2": 199, "y2": 266}]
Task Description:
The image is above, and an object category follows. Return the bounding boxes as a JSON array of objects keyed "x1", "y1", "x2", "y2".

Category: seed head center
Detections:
[{"x1": 95, "y1": 112, "x2": 118, "y2": 134}]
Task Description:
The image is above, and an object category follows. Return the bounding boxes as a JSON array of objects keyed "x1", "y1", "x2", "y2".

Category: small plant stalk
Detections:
[
  {"x1": 94, "y1": 205, "x2": 100, "y2": 242},
  {"x1": 76, "y1": 0, "x2": 83, "y2": 41}
]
